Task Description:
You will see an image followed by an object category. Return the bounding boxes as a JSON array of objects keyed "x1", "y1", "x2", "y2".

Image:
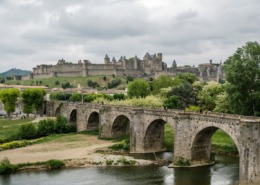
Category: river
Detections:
[{"x1": 0, "y1": 155, "x2": 239, "y2": 185}]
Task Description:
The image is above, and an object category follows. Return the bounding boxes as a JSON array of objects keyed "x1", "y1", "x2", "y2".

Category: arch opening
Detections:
[
  {"x1": 87, "y1": 112, "x2": 99, "y2": 131},
  {"x1": 144, "y1": 119, "x2": 173, "y2": 152},
  {"x1": 111, "y1": 115, "x2": 130, "y2": 138},
  {"x1": 69, "y1": 109, "x2": 77, "y2": 124},
  {"x1": 191, "y1": 126, "x2": 239, "y2": 165},
  {"x1": 55, "y1": 103, "x2": 63, "y2": 116}
]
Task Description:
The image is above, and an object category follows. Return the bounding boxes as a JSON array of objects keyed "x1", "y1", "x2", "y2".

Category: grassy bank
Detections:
[
  {"x1": 212, "y1": 129, "x2": 238, "y2": 155},
  {"x1": 5, "y1": 76, "x2": 127, "y2": 89},
  {"x1": 0, "y1": 157, "x2": 65, "y2": 174},
  {"x1": 0, "y1": 118, "x2": 33, "y2": 143}
]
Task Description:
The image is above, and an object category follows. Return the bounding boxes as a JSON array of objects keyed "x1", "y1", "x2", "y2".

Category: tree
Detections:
[
  {"x1": 213, "y1": 92, "x2": 232, "y2": 113},
  {"x1": 21, "y1": 88, "x2": 46, "y2": 117},
  {"x1": 107, "y1": 79, "x2": 121, "y2": 89},
  {"x1": 175, "y1": 73, "x2": 198, "y2": 84},
  {"x1": 224, "y1": 41, "x2": 260, "y2": 116},
  {"x1": 0, "y1": 88, "x2": 20, "y2": 119},
  {"x1": 163, "y1": 95, "x2": 183, "y2": 109},
  {"x1": 198, "y1": 81, "x2": 224, "y2": 111},
  {"x1": 127, "y1": 79, "x2": 151, "y2": 98},
  {"x1": 167, "y1": 82, "x2": 195, "y2": 108},
  {"x1": 152, "y1": 75, "x2": 174, "y2": 95}
]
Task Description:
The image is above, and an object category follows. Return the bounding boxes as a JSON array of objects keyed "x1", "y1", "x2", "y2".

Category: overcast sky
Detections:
[{"x1": 0, "y1": 0, "x2": 259, "y2": 72}]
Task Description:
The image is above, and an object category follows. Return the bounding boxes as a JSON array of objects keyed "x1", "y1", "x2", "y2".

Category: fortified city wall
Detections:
[{"x1": 22, "y1": 52, "x2": 224, "y2": 82}]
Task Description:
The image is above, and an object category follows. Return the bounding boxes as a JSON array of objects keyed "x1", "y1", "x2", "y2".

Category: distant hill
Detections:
[{"x1": 0, "y1": 68, "x2": 31, "y2": 78}]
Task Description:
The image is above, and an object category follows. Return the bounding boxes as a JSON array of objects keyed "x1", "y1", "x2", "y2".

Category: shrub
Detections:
[
  {"x1": 113, "y1": 93, "x2": 126, "y2": 100},
  {"x1": 38, "y1": 119, "x2": 56, "y2": 136},
  {"x1": 105, "y1": 159, "x2": 114, "y2": 165},
  {"x1": 46, "y1": 159, "x2": 65, "y2": 169},
  {"x1": 117, "y1": 156, "x2": 136, "y2": 165},
  {"x1": 50, "y1": 92, "x2": 71, "y2": 100},
  {"x1": 66, "y1": 124, "x2": 77, "y2": 133},
  {"x1": 109, "y1": 139, "x2": 129, "y2": 151},
  {"x1": 108, "y1": 79, "x2": 121, "y2": 89},
  {"x1": 0, "y1": 141, "x2": 28, "y2": 150},
  {"x1": 83, "y1": 94, "x2": 96, "y2": 102},
  {"x1": 175, "y1": 157, "x2": 190, "y2": 166},
  {"x1": 18, "y1": 123, "x2": 37, "y2": 139},
  {"x1": 0, "y1": 157, "x2": 18, "y2": 174},
  {"x1": 69, "y1": 93, "x2": 82, "y2": 102},
  {"x1": 185, "y1": 105, "x2": 200, "y2": 112},
  {"x1": 55, "y1": 115, "x2": 68, "y2": 134},
  {"x1": 163, "y1": 95, "x2": 183, "y2": 109}
]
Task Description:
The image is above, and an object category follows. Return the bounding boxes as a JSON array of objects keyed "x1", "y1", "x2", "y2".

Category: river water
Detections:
[{"x1": 0, "y1": 155, "x2": 239, "y2": 185}]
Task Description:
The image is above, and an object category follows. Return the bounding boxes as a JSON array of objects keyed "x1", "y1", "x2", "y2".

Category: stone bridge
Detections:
[{"x1": 46, "y1": 101, "x2": 260, "y2": 185}]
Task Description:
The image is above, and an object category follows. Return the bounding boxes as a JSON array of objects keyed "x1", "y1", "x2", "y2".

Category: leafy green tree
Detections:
[
  {"x1": 128, "y1": 79, "x2": 151, "y2": 98},
  {"x1": 175, "y1": 73, "x2": 198, "y2": 84},
  {"x1": 198, "y1": 81, "x2": 224, "y2": 111},
  {"x1": 213, "y1": 92, "x2": 232, "y2": 113},
  {"x1": 108, "y1": 79, "x2": 121, "y2": 89},
  {"x1": 0, "y1": 88, "x2": 20, "y2": 119},
  {"x1": 21, "y1": 88, "x2": 46, "y2": 117},
  {"x1": 152, "y1": 75, "x2": 174, "y2": 95},
  {"x1": 167, "y1": 82, "x2": 195, "y2": 108},
  {"x1": 163, "y1": 95, "x2": 183, "y2": 109},
  {"x1": 224, "y1": 41, "x2": 260, "y2": 116}
]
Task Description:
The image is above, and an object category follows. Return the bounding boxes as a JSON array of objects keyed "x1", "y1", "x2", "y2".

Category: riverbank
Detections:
[{"x1": 0, "y1": 134, "x2": 154, "y2": 173}]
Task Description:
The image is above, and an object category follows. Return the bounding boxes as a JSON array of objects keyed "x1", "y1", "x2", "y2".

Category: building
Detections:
[{"x1": 22, "y1": 52, "x2": 224, "y2": 82}]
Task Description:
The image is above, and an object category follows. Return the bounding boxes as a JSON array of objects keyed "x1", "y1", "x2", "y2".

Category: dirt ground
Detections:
[{"x1": 0, "y1": 135, "x2": 153, "y2": 167}]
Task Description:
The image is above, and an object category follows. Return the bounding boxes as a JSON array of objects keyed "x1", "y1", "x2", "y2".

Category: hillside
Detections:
[
  {"x1": 4, "y1": 76, "x2": 129, "y2": 89},
  {"x1": 0, "y1": 68, "x2": 31, "y2": 78}
]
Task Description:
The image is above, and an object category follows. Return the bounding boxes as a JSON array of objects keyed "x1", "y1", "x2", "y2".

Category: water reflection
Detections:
[
  {"x1": 174, "y1": 167, "x2": 211, "y2": 185},
  {"x1": 0, "y1": 155, "x2": 239, "y2": 185}
]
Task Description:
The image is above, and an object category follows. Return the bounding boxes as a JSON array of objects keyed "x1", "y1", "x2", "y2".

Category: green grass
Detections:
[
  {"x1": 5, "y1": 76, "x2": 128, "y2": 89},
  {"x1": 0, "y1": 118, "x2": 33, "y2": 143},
  {"x1": 212, "y1": 129, "x2": 238, "y2": 155},
  {"x1": 164, "y1": 123, "x2": 174, "y2": 151}
]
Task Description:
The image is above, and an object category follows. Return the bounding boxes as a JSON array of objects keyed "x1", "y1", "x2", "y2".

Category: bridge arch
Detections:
[
  {"x1": 87, "y1": 111, "x2": 99, "y2": 131},
  {"x1": 69, "y1": 109, "x2": 77, "y2": 124},
  {"x1": 144, "y1": 119, "x2": 169, "y2": 152},
  {"x1": 55, "y1": 103, "x2": 63, "y2": 116},
  {"x1": 191, "y1": 126, "x2": 239, "y2": 165},
  {"x1": 111, "y1": 115, "x2": 130, "y2": 138}
]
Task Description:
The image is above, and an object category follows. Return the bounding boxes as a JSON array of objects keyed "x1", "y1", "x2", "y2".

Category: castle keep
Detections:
[{"x1": 24, "y1": 52, "x2": 224, "y2": 82}]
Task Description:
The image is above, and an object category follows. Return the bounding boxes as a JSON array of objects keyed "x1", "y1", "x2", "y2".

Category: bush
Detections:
[
  {"x1": 109, "y1": 139, "x2": 129, "y2": 151},
  {"x1": 113, "y1": 93, "x2": 126, "y2": 100},
  {"x1": 46, "y1": 159, "x2": 65, "y2": 169},
  {"x1": 50, "y1": 92, "x2": 71, "y2": 101},
  {"x1": 83, "y1": 94, "x2": 96, "y2": 102},
  {"x1": 116, "y1": 156, "x2": 136, "y2": 165},
  {"x1": 55, "y1": 115, "x2": 68, "y2": 134},
  {"x1": 69, "y1": 93, "x2": 82, "y2": 102},
  {"x1": 108, "y1": 79, "x2": 121, "y2": 89},
  {"x1": 163, "y1": 95, "x2": 183, "y2": 109},
  {"x1": 0, "y1": 157, "x2": 18, "y2": 174},
  {"x1": 105, "y1": 159, "x2": 114, "y2": 165},
  {"x1": 66, "y1": 124, "x2": 77, "y2": 133},
  {"x1": 18, "y1": 123, "x2": 37, "y2": 139},
  {"x1": 175, "y1": 157, "x2": 190, "y2": 166},
  {"x1": 38, "y1": 119, "x2": 56, "y2": 136},
  {"x1": 0, "y1": 141, "x2": 28, "y2": 150}
]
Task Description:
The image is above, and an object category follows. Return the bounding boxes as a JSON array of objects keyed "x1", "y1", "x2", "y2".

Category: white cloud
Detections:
[{"x1": 0, "y1": 0, "x2": 259, "y2": 72}]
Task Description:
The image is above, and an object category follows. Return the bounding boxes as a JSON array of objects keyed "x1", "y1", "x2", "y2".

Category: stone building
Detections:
[{"x1": 23, "y1": 52, "x2": 224, "y2": 82}]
